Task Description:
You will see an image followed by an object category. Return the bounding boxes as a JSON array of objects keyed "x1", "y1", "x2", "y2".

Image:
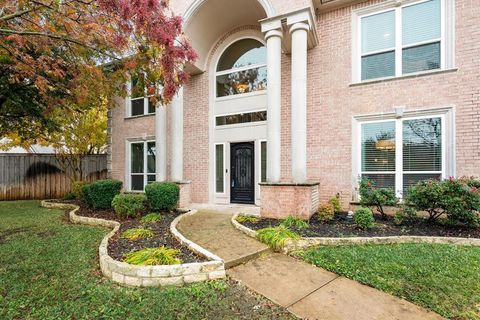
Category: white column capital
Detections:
[
  {"x1": 289, "y1": 22, "x2": 310, "y2": 34},
  {"x1": 265, "y1": 29, "x2": 283, "y2": 41}
]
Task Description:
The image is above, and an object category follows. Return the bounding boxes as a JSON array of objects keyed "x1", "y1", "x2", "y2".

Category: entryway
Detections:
[{"x1": 230, "y1": 142, "x2": 255, "y2": 204}]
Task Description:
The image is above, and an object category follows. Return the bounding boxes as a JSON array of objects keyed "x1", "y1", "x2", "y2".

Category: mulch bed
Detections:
[
  {"x1": 60, "y1": 200, "x2": 206, "y2": 263},
  {"x1": 241, "y1": 213, "x2": 480, "y2": 239}
]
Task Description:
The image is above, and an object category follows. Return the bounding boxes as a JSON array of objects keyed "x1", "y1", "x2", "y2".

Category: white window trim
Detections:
[
  {"x1": 215, "y1": 143, "x2": 226, "y2": 195},
  {"x1": 126, "y1": 139, "x2": 156, "y2": 192},
  {"x1": 352, "y1": 107, "x2": 455, "y2": 200},
  {"x1": 259, "y1": 139, "x2": 267, "y2": 183},
  {"x1": 351, "y1": 0, "x2": 455, "y2": 83},
  {"x1": 214, "y1": 37, "x2": 267, "y2": 100},
  {"x1": 125, "y1": 77, "x2": 156, "y2": 118}
]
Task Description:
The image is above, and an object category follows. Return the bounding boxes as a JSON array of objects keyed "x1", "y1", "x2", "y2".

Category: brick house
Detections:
[{"x1": 108, "y1": 0, "x2": 479, "y2": 218}]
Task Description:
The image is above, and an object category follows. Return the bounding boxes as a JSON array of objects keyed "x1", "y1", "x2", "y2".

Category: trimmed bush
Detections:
[
  {"x1": 281, "y1": 216, "x2": 309, "y2": 229},
  {"x1": 354, "y1": 207, "x2": 374, "y2": 229},
  {"x1": 405, "y1": 177, "x2": 480, "y2": 227},
  {"x1": 145, "y1": 182, "x2": 179, "y2": 211},
  {"x1": 72, "y1": 181, "x2": 87, "y2": 201},
  {"x1": 141, "y1": 213, "x2": 162, "y2": 224},
  {"x1": 121, "y1": 227, "x2": 154, "y2": 240},
  {"x1": 328, "y1": 196, "x2": 342, "y2": 213},
  {"x1": 63, "y1": 192, "x2": 76, "y2": 200},
  {"x1": 124, "y1": 247, "x2": 182, "y2": 265},
  {"x1": 316, "y1": 203, "x2": 334, "y2": 223},
  {"x1": 111, "y1": 193, "x2": 146, "y2": 217},
  {"x1": 359, "y1": 179, "x2": 398, "y2": 219},
  {"x1": 257, "y1": 225, "x2": 299, "y2": 251},
  {"x1": 82, "y1": 179, "x2": 122, "y2": 209}
]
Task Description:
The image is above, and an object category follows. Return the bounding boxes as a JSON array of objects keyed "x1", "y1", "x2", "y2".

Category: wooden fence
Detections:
[{"x1": 0, "y1": 154, "x2": 108, "y2": 200}]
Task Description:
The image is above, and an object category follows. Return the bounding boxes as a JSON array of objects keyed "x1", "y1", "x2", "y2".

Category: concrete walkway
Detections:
[{"x1": 178, "y1": 208, "x2": 444, "y2": 320}]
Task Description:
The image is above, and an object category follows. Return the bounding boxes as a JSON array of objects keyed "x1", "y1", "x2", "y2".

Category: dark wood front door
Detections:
[{"x1": 230, "y1": 142, "x2": 255, "y2": 204}]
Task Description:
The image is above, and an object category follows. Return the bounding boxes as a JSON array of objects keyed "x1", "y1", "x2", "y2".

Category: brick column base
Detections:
[
  {"x1": 175, "y1": 181, "x2": 191, "y2": 210},
  {"x1": 259, "y1": 182, "x2": 320, "y2": 219}
]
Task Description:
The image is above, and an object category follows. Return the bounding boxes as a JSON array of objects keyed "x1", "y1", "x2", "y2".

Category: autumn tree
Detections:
[{"x1": 0, "y1": 0, "x2": 197, "y2": 141}]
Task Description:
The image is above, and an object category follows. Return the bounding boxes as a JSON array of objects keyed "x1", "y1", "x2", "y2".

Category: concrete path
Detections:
[{"x1": 178, "y1": 207, "x2": 444, "y2": 320}]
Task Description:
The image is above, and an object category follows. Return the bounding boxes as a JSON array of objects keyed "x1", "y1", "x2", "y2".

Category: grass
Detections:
[
  {"x1": 257, "y1": 225, "x2": 299, "y2": 251},
  {"x1": 124, "y1": 247, "x2": 182, "y2": 265},
  {"x1": 120, "y1": 227, "x2": 154, "y2": 240},
  {"x1": 298, "y1": 244, "x2": 480, "y2": 320},
  {"x1": 0, "y1": 201, "x2": 294, "y2": 320}
]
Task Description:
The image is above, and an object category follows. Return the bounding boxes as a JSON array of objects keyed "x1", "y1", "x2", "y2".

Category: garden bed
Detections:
[
  {"x1": 108, "y1": 213, "x2": 205, "y2": 263},
  {"x1": 239, "y1": 213, "x2": 480, "y2": 239}
]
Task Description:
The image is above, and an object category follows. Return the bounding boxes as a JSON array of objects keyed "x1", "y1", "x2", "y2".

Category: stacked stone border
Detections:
[
  {"x1": 41, "y1": 200, "x2": 226, "y2": 287},
  {"x1": 231, "y1": 213, "x2": 480, "y2": 254}
]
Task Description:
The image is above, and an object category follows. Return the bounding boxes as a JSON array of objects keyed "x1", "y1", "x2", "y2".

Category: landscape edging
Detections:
[
  {"x1": 41, "y1": 200, "x2": 226, "y2": 287},
  {"x1": 230, "y1": 212, "x2": 480, "y2": 253}
]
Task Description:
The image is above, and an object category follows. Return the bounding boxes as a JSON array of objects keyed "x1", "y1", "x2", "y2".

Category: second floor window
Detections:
[
  {"x1": 129, "y1": 73, "x2": 156, "y2": 117},
  {"x1": 359, "y1": 0, "x2": 442, "y2": 81}
]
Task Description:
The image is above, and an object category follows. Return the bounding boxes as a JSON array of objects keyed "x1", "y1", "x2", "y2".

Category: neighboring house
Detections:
[
  {"x1": 108, "y1": 0, "x2": 479, "y2": 218},
  {"x1": 0, "y1": 139, "x2": 56, "y2": 154}
]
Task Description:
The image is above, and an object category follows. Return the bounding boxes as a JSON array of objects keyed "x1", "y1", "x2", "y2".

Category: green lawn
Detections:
[
  {"x1": 298, "y1": 244, "x2": 480, "y2": 320},
  {"x1": 0, "y1": 201, "x2": 292, "y2": 320}
]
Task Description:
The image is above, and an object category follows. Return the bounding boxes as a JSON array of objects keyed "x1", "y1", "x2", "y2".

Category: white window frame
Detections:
[
  {"x1": 353, "y1": 107, "x2": 455, "y2": 199},
  {"x1": 259, "y1": 139, "x2": 267, "y2": 183},
  {"x1": 352, "y1": 0, "x2": 455, "y2": 83},
  {"x1": 215, "y1": 143, "x2": 226, "y2": 195},
  {"x1": 214, "y1": 38, "x2": 267, "y2": 100},
  {"x1": 126, "y1": 74, "x2": 156, "y2": 117},
  {"x1": 127, "y1": 140, "x2": 156, "y2": 192}
]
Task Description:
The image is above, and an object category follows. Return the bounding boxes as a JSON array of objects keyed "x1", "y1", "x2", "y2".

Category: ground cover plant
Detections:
[
  {"x1": 257, "y1": 225, "x2": 299, "y2": 251},
  {"x1": 141, "y1": 212, "x2": 162, "y2": 224},
  {"x1": 124, "y1": 247, "x2": 182, "y2": 265},
  {"x1": 236, "y1": 215, "x2": 258, "y2": 224},
  {"x1": 280, "y1": 216, "x2": 309, "y2": 230},
  {"x1": 298, "y1": 244, "x2": 480, "y2": 320},
  {"x1": 121, "y1": 227, "x2": 154, "y2": 241},
  {"x1": 0, "y1": 201, "x2": 295, "y2": 319}
]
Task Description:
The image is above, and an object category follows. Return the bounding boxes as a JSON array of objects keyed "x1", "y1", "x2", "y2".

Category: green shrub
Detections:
[
  {"x1": 124, "y1": 247, "x2": 182, "y2": 265},
  {"x1": 236, "y1": 215, "x2": 258, "y2": 224},
  {"x1": 72, "y1": 181, "x2": 87, "y2": 201},
  {"x1": 281, "y1": 215, "x2": 309, "y2": 229},
  {"x1": 257, "y1": 225, "x2": 299, "y2": 251},
  {"x1": 141, "y1": 212, "x2": 162, "y2": 224},
  {"x1": 405, "y1": 178, "x2": 480, "y2": 227},
  {"x1": 359, "y1": 179, "x2": 398, "y2": 219},
  {"x1": 63, "y1": 192, "x2": 76, "y2": 200},
  {"x1": 316, "y1": 203, "x2": 335, "y2": 223},
  {"x1": 111, "y1": 193, "x2": 146, "y2": 217},
  {"x1": 121, "y1": 227, "x2": 154, "y2": 240},
  {"x1": 328, "y1": 196, "x2": 342, "y2": 213},
  {"x1": 82, "y1": 179, "x2": 122, "y2": 209},
  {"x1": 393, "y1": 205, "x2": 417, "y2": 225},
  {"x1": 145, "y1": 182, "x2": 179, "y2": 211},
  {"x1": 354, "y1": 207, "x2": 374, "y2": 229}
]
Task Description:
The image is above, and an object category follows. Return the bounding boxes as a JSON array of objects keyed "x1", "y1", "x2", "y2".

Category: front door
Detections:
[{"x1": 230, "y1": 142, "x2": 255, "y2": 204}]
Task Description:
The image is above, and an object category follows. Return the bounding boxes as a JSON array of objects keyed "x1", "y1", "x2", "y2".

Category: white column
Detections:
[
  {"x1": 290, "y1": 22, "x2": 309, "y2": 183},
  {"x1": 265, "y1": 29, "x2": 283, "y2": 183},
  {"x1": 170, "y1": 87, "x2": 184, "y2": 182},
  {"x1": 155, "y1": 104, "x2": 167, "y2": 181}
]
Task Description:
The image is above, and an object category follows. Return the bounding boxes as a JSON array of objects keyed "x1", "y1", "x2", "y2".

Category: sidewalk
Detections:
[{"x1": 178, "y1": 209, "x2": 444, "y2": 320}]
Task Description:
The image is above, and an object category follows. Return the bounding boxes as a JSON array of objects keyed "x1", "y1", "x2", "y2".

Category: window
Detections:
[
  {"x1": 360, "y1": 116, "x2": 444, "y2": 196},
  {"x1": 216, "y1": 111, "x2": 267, "y2": 126},
  {"x1": 260, "y1": 141, "x2": 267, "y2": 183},
  {"x1": 216, "y1": 39, "x2": 267, "y2": 98},
  {"x1": 358, "y1": 0, "x2": 447, "y2": 81},
  {"x1": 129, "y1": 73, "x2": 156, "y2": 116},
  {"x1": 215, "y1": 144, "x2": 225, "y2": 193},
  {"x1": 130, "y1": 141, "x2": 156, "y2": 191}
]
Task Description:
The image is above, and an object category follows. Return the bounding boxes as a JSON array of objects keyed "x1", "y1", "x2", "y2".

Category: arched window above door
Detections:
[{"x1": 216, "y1": 38, "x2": 267, "y2": 98}]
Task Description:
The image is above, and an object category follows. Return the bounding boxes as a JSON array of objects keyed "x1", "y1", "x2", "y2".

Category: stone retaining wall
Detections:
[
  {"x1": 41, "y1": 201, "x2": 226, "y2": 287},
  {"x1": 231, "y1": 212, "x2": 480, "y2": 254}
]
